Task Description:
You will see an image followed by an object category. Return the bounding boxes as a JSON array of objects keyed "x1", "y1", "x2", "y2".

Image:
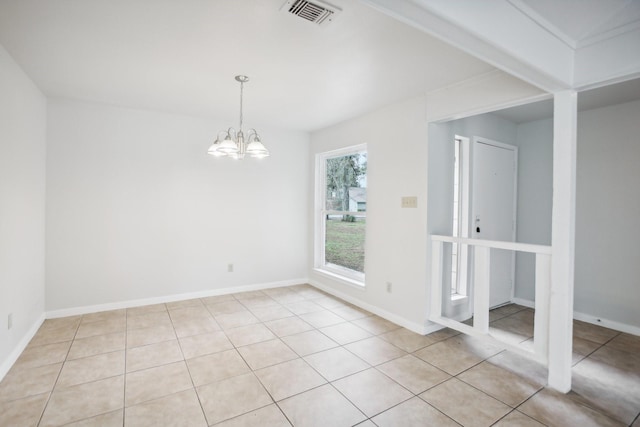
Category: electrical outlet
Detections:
[
  {"x1": 228, "y1": 263, "x2": 234, "y2": 273},
  {"x1": 386, "y1": 282, "x2": 392, "y2": 293},
  {"x1": 8, "y1": 313, "x2": 13, "y2": 330},
  {"x1": 401, "y1": 196, "x2": 417, "y2": 208}
]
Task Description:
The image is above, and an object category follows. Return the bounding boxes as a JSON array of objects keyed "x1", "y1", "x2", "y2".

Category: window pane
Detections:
[
  {"x1": 451, "y1": 138, "x2": 461, "y2": 293},
  {"x1": 325, "y1": 153, "x2": 367, "y2": 211},
  {"x1": 325, "y1": 214, "x2": 366, "y2": 273}
]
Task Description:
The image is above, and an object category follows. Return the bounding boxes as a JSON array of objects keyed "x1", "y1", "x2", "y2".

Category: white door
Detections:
[{"x1": 472, "y1": 138, "x2": 517, "y2": 308}]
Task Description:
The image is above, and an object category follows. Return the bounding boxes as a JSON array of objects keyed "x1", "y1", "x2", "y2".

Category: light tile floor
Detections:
[{"x1": 0, "y1": 284, "x2": 638, "y2": 426}]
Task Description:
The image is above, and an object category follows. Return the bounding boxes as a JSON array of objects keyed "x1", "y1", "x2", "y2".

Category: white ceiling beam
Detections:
[
  {"x1": 425, "y1": 70, "x2": 547, "y2": 122},
  {"x1": 574, "y1": 27, "x2": 640, "y2": 90},
  {"x1": 361, "y1": 0, "x2": 574, "y2": 92}
]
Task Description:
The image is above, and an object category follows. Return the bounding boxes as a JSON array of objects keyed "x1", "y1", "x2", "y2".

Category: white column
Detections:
[
  {"x1": 534, "y1": 253, "x2": 551, "y2": 364},
  {"x1": 429, "y1": 239, "x2": 444, "y2": 321},
  {"x1": 473, "y1": 246, "x2": 491, "y2": 334},
  {"x1": 548, "y1": 90, "x2": 577, "y2": 392}
]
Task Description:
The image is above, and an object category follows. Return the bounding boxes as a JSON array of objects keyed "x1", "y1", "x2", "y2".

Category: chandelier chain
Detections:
[{"x1": 239, "y1": 80, "x2": 244, "y2": 130}]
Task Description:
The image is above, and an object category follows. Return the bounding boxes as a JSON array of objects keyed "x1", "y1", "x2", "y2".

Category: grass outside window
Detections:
[{"x1": 325, "y1": 217, "x2": 365, "y2": 273}]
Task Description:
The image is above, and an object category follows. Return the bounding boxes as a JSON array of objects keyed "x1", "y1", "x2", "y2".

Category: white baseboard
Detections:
[
  {"x1": 0, "y1": 313, "x2": 45, "y2": 381},
  {"x1": 308, "y1": 279, "x2": 432, "y2": 335},
  {"x1": 423, "y1": 321, "x2": 448, "y2": 335},
  {"x1": 573, "y1": 311, "x2": 640, "y2": 336},
  {"x1": 511, "y1": 297, "x2": 640, "y2": 336},
  {"x1": 46, "y1": 278, "x2": 309, "y2": 319},
  {"x1": 511, "y1": 297, "x2": 535, "y2": 309}
]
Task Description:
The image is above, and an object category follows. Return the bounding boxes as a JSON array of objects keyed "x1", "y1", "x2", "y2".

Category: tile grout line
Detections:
[
  {"x1": 168, "y1": 298, "x2": 211, "y2": 426},
  {"x1": 488, "y1": 408, "x2": 534, "y2": 426},
  {"x1": 511, "y1": 388, "x2": 546, "y2": 425},
  {"x1": 290, "y1": 306, "x2": 415, "y2": 424},
  {"x1": 571, "y1": 324, "x2": 620, "y2": 363},
  {"x1": 230, "y1": 290, "x2": 297, "y2": 426},
  {"x1": 453, "y1": 369, "x2": 542, "y2": 411},
  {"x1": 357, "y1": 363, "x2": 442, "y2": 421},
  {"x1": 122, "y1": 305, "x2": 133, "y2": 427},
  {"x1": 216, "y1": 288, "x2": 370, "y2": 424},
  {"x1": 315, "y1": 316, "x2": 459, "y2": 420},
  {"x1": 36, "y1": 315, "x2": 81, "y2": 427},
  {"x1": 231, "y1": 288, "x2": 326, "y2": 426}
]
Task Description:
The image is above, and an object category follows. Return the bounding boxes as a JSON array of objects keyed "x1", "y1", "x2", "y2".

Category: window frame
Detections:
[
  {"x1": 451, "y1": 135, "x2": 470, "y2": 299},
  {"x1": 314, "y1": 144, "x2": 367, "y2": 287}
]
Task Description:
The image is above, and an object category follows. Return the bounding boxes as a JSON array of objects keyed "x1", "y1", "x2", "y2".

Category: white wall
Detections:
[
  {"x1": 309, "y1": 96, "x2": 429, "y2": 332},
  {"x1": 46, "y1": 99, "x2": 309, "y2": 311},
  {"x1": 427, "y1": 121, "x2": 459, "y2": 318},
  {"x1": 575, "y1": 99, "x2": 640, "y2": 328},
  {"x1": 0, "y1": 44, "x2": 47, "y2": 377},
  {"x1": 514, "y1": 118, "x2": 553, "y2": 301},
  {"x1": 427, "y1": 121, "x2": 454, "y2": 238}
]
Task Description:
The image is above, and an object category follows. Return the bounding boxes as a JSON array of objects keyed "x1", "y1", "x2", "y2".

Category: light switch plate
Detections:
[{"x1": 401, "y1": 196, "x2": 417, "y2": 208}]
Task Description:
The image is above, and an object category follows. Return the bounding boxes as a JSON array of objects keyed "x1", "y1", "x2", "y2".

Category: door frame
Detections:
[{"x1": 471, "y1": 136, "x2": 518, "y2": 306}]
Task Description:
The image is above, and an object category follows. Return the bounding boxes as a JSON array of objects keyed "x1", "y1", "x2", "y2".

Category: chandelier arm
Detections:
[{"x1": 216, "y1": 130, "x2": 229, "y2": 140}]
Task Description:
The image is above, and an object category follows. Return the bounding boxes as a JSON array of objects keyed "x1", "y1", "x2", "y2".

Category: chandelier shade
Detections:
[{"x1": 207, "y1": 75, "x2": 270, "y2": 159}]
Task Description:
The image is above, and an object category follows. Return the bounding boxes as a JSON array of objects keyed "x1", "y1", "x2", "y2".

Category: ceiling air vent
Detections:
[{"x1": 281, "y1": 0, "x2": 341, "y2": 26}]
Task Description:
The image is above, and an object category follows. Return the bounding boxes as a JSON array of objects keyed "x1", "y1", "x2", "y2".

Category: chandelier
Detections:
[{"x1": 207, "y1": 75, "x2": 270, "y2": 159}]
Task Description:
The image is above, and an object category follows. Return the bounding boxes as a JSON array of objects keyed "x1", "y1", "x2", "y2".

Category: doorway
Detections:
[{"x1": 472, "y1": 137, "x2": 518, "y2": 307}]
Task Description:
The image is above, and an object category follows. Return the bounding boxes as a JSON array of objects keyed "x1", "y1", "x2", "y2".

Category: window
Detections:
[
  {"x1": 451, "y1": 136, "x2": 470, "y2": 297},
  {"x1": 315, "y1": 145, "x2": 367, "y2": 285},
  {"x1": 451, "y1": 137, "x2": 462, "y2": 294}
]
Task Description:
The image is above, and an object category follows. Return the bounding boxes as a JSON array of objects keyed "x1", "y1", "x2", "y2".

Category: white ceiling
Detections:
[
  {"x1": 510, "y1": 0, "x2": 640, "y2": 48},
  {"x1": 0, "y1": 0, "x2": 496, "y2": 132}
]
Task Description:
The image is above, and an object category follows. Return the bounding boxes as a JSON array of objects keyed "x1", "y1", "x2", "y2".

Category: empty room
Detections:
[{"x1": 1, "y1": 1, "x2": 639, "y2": 426}]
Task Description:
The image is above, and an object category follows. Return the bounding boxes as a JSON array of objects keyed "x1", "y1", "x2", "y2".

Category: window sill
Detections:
[{"x1": 313, "y1": 268, "x2": 366, "y2": 291}]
